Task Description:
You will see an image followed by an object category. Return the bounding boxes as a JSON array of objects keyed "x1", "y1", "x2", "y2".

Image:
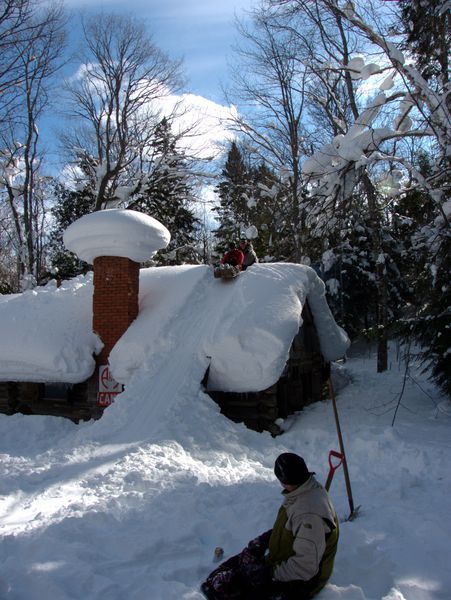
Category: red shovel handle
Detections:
[{"x1": 325, "y1": 450, "x2": 344, "y2": 491}]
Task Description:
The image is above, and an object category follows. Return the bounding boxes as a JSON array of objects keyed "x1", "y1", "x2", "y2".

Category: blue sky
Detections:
[
  {"x1": 63, "y1": 0, "x2": 258, "y2": 103},
  {"x1": 40, "y1": 0, "x2": 258, "y2": 171}
]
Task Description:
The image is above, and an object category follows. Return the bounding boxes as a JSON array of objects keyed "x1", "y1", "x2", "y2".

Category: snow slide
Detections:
[{"x1": 99, "y1": 263, "x2": 348, "y2": 443}]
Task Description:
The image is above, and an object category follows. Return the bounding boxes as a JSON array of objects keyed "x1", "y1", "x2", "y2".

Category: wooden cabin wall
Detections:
[
  {"x1": 207, "y1": 384, "x2": 280, "y2": 435},
  {"x1": 0, "y1": 381, "x2": 103, "y2": 423},
  {"x1": 207, "y1": 302, "x2": 330, "y2": 435},
  {"x1": 277, "y1": 302, "x2": 329, "y2": 418}
]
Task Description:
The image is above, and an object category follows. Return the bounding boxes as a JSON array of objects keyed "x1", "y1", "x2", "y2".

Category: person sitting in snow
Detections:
[
  {"x1": 238, "y1": 237, "x2": 258, "y2": 271},
  {"x1": 221, "y1": 242, "x2": 244, "y2": 270},
  {"x1": 201, "y1": 453, "x2": 339, "y2": 600}
]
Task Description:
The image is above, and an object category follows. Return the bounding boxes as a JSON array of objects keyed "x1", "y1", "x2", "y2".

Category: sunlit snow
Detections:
[
  {"x1": 0, "y1": 264, "x2": 349, "y2": 393},
  {"x1": 63, "y1": 209, "x2": 171, "y2": 264},
  {"x1": 0, "y1": 341, "x2": 449, "y2": 600}
]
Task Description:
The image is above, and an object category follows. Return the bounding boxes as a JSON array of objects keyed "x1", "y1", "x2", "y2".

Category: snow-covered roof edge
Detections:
[{"x1": 303, "y1": 266, "x2": 350, "y2": 362}]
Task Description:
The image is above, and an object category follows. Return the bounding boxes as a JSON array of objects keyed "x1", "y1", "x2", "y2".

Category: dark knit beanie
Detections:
[{"x1": 274, "y1": 453, "x2": 311, "y2": 485}]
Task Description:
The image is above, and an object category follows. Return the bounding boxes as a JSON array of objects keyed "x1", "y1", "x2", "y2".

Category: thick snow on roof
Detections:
[
  {"x1": 63, "y1": 209, "x2": 171, "y2": 264},
  {"x1": 0, "y1": 264, "x2": 349, "y2": 389},
  {"x1": 110, "y1": 263, "x2": 349, "y2": 392},
  {"x1": 0, "y1": 276, "x2": 101, "y2": 383}
]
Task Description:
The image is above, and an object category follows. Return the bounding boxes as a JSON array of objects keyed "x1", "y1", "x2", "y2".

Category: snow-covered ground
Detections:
[{"x1": 0, "y1": 339, "x2": 450, "y2": 600}]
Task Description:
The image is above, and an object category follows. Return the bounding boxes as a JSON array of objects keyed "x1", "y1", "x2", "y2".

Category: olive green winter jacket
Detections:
[{"x1": 267, "y1": 475, "x2": 339, "y2": 597}]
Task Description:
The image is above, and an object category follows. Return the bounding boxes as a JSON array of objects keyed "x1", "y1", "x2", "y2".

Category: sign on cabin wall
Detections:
[{"x1": 97, "y1": 365, "x2": 123, "y2": 407}]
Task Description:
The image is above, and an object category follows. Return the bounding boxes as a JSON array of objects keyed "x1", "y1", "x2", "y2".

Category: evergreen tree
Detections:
[
  {"x1": 248, "y1": 162, "x2": 293, "y2": 261},
  {"x1": 48, "y1": 182, "x2": 94, "y2": 280},
  {"x1": 387, "y1": 3, "x2": 450, "y2": 386},
  {"x1": 410, "y1": 226, "x2": 451, "y2": 396},
  {"x1": 392, "y1": 153, "x2": 451, "y2": 396},
  {"x1": 213, "y1": 142, "x2": 311, "y2": 262},
  {"x1": 213, "y1": 142, "x2": 251, "y2": 253},
  {"x1": 129, "y1": 118, "x2": 199, "y2": 265},
  {"x1": 400, "y1": 0, "x2": 450, "y2": 84},
  {"x1": 395, "y1": 5, "x2": 451, "y2": 393},
  {"x1": 397, "y1": 202, "x2": 451, "y2": 396},
  {"x1": 322, "y1": 203, "x2": 411, "y2": 342}
]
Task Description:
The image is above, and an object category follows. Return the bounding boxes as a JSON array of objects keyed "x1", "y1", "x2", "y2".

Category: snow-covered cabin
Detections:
[{"x1": 0, "y1": 210, "x2": 350, "y2": 433}]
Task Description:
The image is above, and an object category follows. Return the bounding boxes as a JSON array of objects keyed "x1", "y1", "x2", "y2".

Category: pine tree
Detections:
[
  {"x1": 213, "y1": 142, "x2": 311, "y2": 263},
  {"x1": 396, "y1": 5, "x2": 450, "y2": 394},
  {"x1": 400, "y1": 0, "x2": 450, "y2": 84},
  {"x1": 408, "y1": 234, "x2": 450, "y2": 395},
  {"x1": 129, "y1": 118, "x2": 199, "y2": 265},
  {"x1": 213, "y1": 142, "x2": 251, "y2": 253},
  {"x1": 48, "y1": 183, "x2": 94, "y2": 280},
  {"x1": 392, "y1": 153, "x2": 451, "y2": 396},
  {"x1": 249, "y1": 162, "x2": 293, "y2": 261},
  {"x1": 322, "y1": 203, "x2": 411, "y2": 342}
]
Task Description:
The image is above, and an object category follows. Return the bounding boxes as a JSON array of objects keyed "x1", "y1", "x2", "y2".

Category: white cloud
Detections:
[
  {"x1": 66, "y1": 59, "x2": 237, "y2": 161},
  {"x1": 156, "y1": 93, "x2": 237, "y2": 160}
]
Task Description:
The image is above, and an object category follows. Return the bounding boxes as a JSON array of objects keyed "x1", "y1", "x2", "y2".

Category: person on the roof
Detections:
[
  {"x1": 221, "y1": 242, "x2": 244, "y2": 270},
  {"x1": 201, "y1": 453, "x2": 339, "y2": 600},
  {"x1": 238, "y1": 237, "x2": 258, "y2": 271}
]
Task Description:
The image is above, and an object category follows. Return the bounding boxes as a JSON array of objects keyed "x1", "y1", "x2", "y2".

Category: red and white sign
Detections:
[{"x1": 97, "y1": 365, "x2": 122, "y2": 407}]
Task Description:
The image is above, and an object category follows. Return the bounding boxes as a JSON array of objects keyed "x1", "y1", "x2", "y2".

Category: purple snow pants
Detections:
[
  {"x1": 201, "y1": 546, "x2": 274, "y2": 600},
  {"x1": 201, "y1": 531, "x2": 317, "y2": 600}
]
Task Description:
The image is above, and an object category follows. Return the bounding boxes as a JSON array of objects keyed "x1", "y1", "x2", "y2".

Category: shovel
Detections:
[{"x1": 328, "y1": 378, "x2": 360, "y2": 521}]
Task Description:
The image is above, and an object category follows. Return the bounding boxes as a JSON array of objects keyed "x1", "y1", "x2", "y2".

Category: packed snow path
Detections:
[{"x1": 103, "y1": 264, "x2": 243, "y2": 442}]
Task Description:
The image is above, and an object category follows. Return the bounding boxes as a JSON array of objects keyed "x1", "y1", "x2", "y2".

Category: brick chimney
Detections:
[
  {"x1": 92, "y1": 256, "x2": 140, "y2": 365},
  {"x1": 63, "y1": 209, "x2": 171, "y2": 406}
]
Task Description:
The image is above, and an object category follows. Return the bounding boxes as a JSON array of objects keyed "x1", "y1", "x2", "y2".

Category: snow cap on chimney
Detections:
[{"x1": 63, "y1": 209, "x2": 170, "y2": 263}]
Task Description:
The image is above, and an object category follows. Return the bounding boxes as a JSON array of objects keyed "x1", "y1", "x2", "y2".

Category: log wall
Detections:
[
  {"x1": 0, "y1": 381, "x2": 103, "y2": 423},
  {"x1": 207, "y1": 302, "x2": 330, "y2": 435}
]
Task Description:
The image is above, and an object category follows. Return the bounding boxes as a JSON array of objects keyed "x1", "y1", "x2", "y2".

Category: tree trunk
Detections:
[
  {"x1": 363, "y1": 173, "x2": 388, "y2": 372},
  {"x1": 376, "y1": 262, "x2": 388, "y2": 373}
]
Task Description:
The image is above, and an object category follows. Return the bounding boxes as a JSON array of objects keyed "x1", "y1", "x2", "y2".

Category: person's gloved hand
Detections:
[
  {"x1": 247, "y1": 529, "x2": 272, "y2": 557},
  {"x1": 247, "y1": 537, "x2": 264, "y2": 556}
]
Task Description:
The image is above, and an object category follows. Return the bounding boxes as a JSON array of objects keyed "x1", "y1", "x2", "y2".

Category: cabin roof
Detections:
[{"x1": 0, "y1": 264, "x2": 349, "y2": 391}]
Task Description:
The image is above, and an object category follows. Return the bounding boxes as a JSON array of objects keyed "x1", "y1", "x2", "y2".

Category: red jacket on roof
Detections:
[{"x1": 221, "y1": 248, "x2": 244, "y2": 270}]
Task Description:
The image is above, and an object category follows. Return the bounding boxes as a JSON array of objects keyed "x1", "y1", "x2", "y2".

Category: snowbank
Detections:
[
  {"x1": 0, "y1": 344, "x2": 449, "y2": 600},
  {"x1": 111, "y1": 263, "x2": 349, "y2": 392},
  {"x1": 0, "y1": 276, "x2": 101, "y2": 382}
]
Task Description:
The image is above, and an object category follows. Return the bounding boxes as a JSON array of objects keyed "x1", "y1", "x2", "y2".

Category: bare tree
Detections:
[
  {"x1": 0, "y1": 1, "x2": 65, "y2": 288},
  {"x1": 225, "y1": 7, "x2": 313, "y2": 261},
  {"x1": 272, "y1": 0, "x2": 396, "y2": 371},
  {"x1": 270, "y1": 0, "x2": 450, "y2": 372},
  {"x1": 63, "y1": 13, "x2": 184, "y2": 211},
  {"x1": 0, "y1": 0, "x2": 34, "y2": 127},
  {"x1": 275, "y1": 0, "x2": 450, "y2": 213}
]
